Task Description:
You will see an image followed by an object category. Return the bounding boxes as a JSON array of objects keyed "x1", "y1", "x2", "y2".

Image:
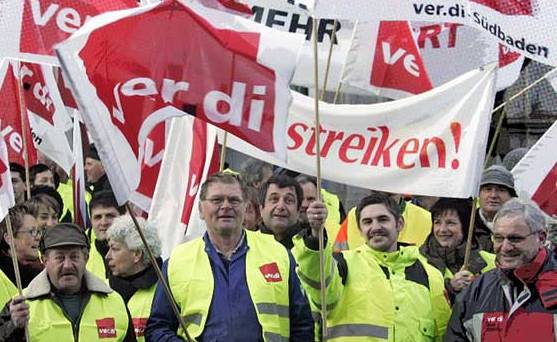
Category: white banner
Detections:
[
  {"x1": 310, "y1": 0, "x2": 557, "y2": 67},
  {"x1": 224, "y1": 64, "x2": 497, "y2": 198}
]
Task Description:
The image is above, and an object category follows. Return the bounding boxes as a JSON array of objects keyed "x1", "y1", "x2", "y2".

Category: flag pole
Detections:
[
  {"x1": 312, "y1": 17, "x2": 328, "y2": 341},
  {"x1": 125, "y1": 203, "x2": 193, "y2": 342},
  {"x1": 461, "y1": 197, "x2": 477, "y2": 271},
  {"x1": 219, "y1": 132, "x2": 228, "y2": 172},
  {"x1": 16, "y1": 62, "x2": 31, "y2": 200},
  {"x1": 5, "y1": 215, "x2": 30, "y2": 342},
  {"x1": 319, "y1": 19, "x2": 338, "y2": 101}
]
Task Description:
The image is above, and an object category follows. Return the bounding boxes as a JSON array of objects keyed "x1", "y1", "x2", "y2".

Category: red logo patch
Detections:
[
  {"x1": 132, "y1": 317, "x2": 148, "y2": 337},
  {"x1": 259, "y1": 262, "x2": 282, "y2": 282},
  {"x1": 96, "y1": 317, "x2": 117, "y2": 338}
]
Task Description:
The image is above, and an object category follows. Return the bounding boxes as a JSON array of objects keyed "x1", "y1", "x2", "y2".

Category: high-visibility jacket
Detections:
[
  {"x1": 293, "y1": 235, "x2": 451, "y2": 341},
  {"x1": 24, "y1": 270, "x2": 129, "y2": 341},
  {"x1": 167, "y1": 230, "x2": 291, "y2": 341},
  {"x1": 321, "y1": 189, "x2": 342, "y2": 241},
  {"x1": 0, "y1": 268, "x2": 17, "y2": 308},
  {"x1": 127, "y1": 284, "x2": 156, "y2": 342},
  {"x1": 334, "y1": 202, "x2": 431, "y2": 251},
  {"x1": 442, "y1": 251, "x2": 496, "y2": 280},
  {"x1": 57, "y1": 180, "x2": 92, "y2": 222},
  {"x1": 86, "y1": 228, "x2": 108, "y2": 282}
]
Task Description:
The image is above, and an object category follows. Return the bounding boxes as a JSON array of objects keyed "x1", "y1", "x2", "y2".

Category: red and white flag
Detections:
[
  {"x1": 72, "y1": 113, "x2": 88, "y2": 228},
  {"x1": 0, "y1": 0, "x2": 137, "y2": 64},
  {"x1": 0, "y1": 131, "x2": 15, "y2": 221},
  {"x1": 0, "y1": 60, "x2": 38, "y2": 167},
  {"x1": 342, "y1": 20, "x2": 433, "y2": 99},
  {"x1": 148, "y1": 116, "x2": 219, "y2": 257},
  {"x1": 512, "y1": 121, "x2": 557, "y2": 216},
  {"x1": 56, "y1": 0, "x2": 303, "y2": 204}
]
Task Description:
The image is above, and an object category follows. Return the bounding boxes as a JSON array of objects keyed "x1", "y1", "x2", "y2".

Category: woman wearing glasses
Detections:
[{"x1": 420, "y1": 198, "x2": 496, "y2": 303}]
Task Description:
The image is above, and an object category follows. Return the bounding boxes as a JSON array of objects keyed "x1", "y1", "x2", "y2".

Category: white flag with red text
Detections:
[
  {"x1": 512, "y1": 121, "x2": 557, "y2": 216},
  {"x1": 56, "y1": 0, "x2": 303, "y2": 205},
  {"x1": 148, "y1": 116, "x2": 219, "y2": 258},
  {"x1": 308, "y1": 0, "x2": 557, "y2": 67},
  {"x1": 0, "y1": 131, "x2": 15, "y2": 221},
  {"x1": 342, "y1": 20, "x2": 433, "y2": 99},
  {"x1": 224, "y1": 64, "x2": 497, "y2": 198},
  {"x1": 0, "y1": 0, "x2": 137, "y2": 64}
]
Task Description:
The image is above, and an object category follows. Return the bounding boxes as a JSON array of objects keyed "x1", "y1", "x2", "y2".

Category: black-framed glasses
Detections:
[
  {"x1": 17, "y1": 227, "x2": 44, "y2": 238},
  {"x1": 492, "y1": 231, "x2": 538, "y2": 245}
]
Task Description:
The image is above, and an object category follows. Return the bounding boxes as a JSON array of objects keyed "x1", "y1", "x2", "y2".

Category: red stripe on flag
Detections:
[{"x1": 532, "y1": 162, "x2": 557, "y2": 216}]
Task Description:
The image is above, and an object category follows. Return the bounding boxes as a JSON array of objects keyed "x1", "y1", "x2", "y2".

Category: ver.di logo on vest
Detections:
[
  {"x1": 259, "y1": 262, "x2": 282, "y2": 282},
  {"x1": 96, "y1": 317, "x2": 117, "y2": 338}
]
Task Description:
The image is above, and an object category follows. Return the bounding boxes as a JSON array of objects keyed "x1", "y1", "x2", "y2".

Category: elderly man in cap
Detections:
[
  {"x1": 0, "y1": 223, "x2": 136, "y2": 341},
  {"x1": 475, "y1": 165, "x2": 517, "y2": 252},
  {"x1": 445, "y1": 198, "x2": 557, "y2": 341}
]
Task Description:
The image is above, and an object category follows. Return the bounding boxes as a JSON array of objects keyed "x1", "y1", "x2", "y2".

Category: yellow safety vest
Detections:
[
  {"x1": 0, "y1": 269, "x2": 17, "y2": 308},
  {"x1": 26, "y1": 286, "x2": 128, "y2": 341},
  {"x1": 168, "y1": 230, "x2": 291, "y2": 341},
  {"x1": 321, "y1": 189, "x2": 342, "y2": 241},
  {"x1": 443, "y1": 250, "x2": 496, "y2": 280},
  {"x1": 86, "y1": 229, "x2": 108, "y2": 282},
  {"x1": 57, "y1": 180, "x2": 92, "y2": 222},
  {"x1": 127, "y1": 284, "x2": 156, "y2": 342}
]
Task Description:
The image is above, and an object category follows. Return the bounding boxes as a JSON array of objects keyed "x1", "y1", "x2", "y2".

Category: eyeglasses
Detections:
[
  {"x1": 492, "y1": 231, "x2": 538, "y2": 245},
  {"x1": 17, "y1": 227, "x2": 44, "y2": 238},
  {"x1": 204, "y1": 196, "x2": 244, "y2": 207}
]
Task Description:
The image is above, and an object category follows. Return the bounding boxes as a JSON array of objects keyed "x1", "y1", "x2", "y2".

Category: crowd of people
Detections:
[{"x1": 0, "y1": 142, "x2": 555, "y2": 341}]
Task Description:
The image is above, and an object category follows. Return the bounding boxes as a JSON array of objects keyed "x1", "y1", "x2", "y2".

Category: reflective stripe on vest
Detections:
[
  {"x1": 127, "y1": 283, "x2": 156, "y2": 342},
  {"x1": 27, "y1": 291, "x2": 129, "y2": 341},
  {"x1": 328, "y1": 324, "x2": 389, "y2": 339},
  {"x1": 168, "y1": 230, "x2": 291, "y2": 341}
]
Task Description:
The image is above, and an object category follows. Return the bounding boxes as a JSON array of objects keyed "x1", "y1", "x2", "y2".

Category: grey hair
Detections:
[
  {"x1": 494, "y1": 198, "x2": 547, "y2": 233},
  {"x1": 240, "y1": 159, "x2": 273, "y2": 187},
  {"x1": 106, "y1": 215, "x2": 162, "y2": 266}
]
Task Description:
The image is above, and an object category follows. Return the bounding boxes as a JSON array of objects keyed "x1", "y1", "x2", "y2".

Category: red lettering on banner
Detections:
[
  {"x1": 96, "y1": 317, "x2": 117, "y2": 338},
  {"x1": 417, "y1": 23, "x2": 463, "y2": 49},
  {"x1": 20, "y1": 0, "x2": 136, "y2": 56},
  {"x1": 287, "y1": 122, "x2": 463, "y2": 170},
  {"x1": 259, "y1": 262, "x2": 282, "y2": 282},
  {"x1": 20, "y1": 62, "x2": 55, "y2": 125},
  {"x1": 78, "y1": 1, "x2": 278, "y2": 156}
]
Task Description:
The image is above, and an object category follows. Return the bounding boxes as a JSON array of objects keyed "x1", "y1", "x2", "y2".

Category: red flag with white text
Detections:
[
  {"x1": 342, "y1": 21, "x2": 433, "y2": 99},
  {"x1": 0, "y1": 0, "x2": 138, "y2": 65},
  {"x1": 512, "y1": 121, "x2": 557, "y2": 216},
  {"x1": 0, "y1": 60, "x2": 38, "y2": 167},
  {"x1": 56, "y1": 0, "x2": 303, "y2": 204}
]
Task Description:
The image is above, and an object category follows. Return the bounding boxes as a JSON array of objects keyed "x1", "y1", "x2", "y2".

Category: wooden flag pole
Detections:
[
  {"x1": 319, "y1": 19, "x2": 338, "y2": 101},
  {"x1": 16, "y1": 62, "x2": 31, "y2": 200},
  {"x1": 461, "y1": 198, "x2": 478, "y2": 272},
  {"x1": 312, "y1": 18, "x2": 328, "y2": 341},
  {"x1": 5, "y1": 215, "x2": 30, "y2": 341},
  {"x1": 219, "y1": 132, "x2": 228, "y2": 172},
  {"x1": 125, "y1": 203, "x2": 192, "y2": 342}
]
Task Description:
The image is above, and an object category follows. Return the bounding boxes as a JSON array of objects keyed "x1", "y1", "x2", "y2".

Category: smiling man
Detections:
[
  {"x1": 475, "y1": 165, "x2": 517, "y2": 252},
  {"x1": 293, "y1": 192, "x2": 451, "y2": 341},
  {"x1": 0, "y1": 223, "x2": 135, "y2": 341},
  {"x1": 146, "y1": 172, "x2": 314, "y2": 341},
  {"x1": 445, "y1": 198, "x2": 557, "y2": 341}
]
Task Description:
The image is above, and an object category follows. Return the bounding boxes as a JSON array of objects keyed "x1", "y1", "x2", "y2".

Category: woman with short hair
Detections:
[{"x1": 106, "y1": 215, "x2": 162, "y2": 341}]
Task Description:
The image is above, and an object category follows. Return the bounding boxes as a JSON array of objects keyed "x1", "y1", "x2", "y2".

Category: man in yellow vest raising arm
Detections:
[
  {"x1": 145, "y1": 172, "x2": 314, "y2": 341},
  {"x1": 293, "y1": 193, "x2": 451, "y2": 341},
  {"x1": 0, "y1": 223, "x2": 136, "y2": 341}
]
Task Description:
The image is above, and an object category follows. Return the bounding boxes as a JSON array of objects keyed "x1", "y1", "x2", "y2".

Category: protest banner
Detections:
[
  {"x1": 56, "y1": 0, "x2": 303, "y2": 204},
  {"x1": 309, "y1": 0, "x2": 557, "y2": 67},
  {"x1": 512, "y1": 121, "x2": 557, "y2": 216},
  {"x1": 225, "y1": 64, "x2": 497, "y2": 198}
]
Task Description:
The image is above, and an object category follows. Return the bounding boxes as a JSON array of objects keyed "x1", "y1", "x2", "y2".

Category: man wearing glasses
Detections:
[
  {"x1": 146, "y1": 172, "x2": 314, "y2": 341},
  {"x1": 445, "y1": 198, "x2": 556, "y2": 341}
]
